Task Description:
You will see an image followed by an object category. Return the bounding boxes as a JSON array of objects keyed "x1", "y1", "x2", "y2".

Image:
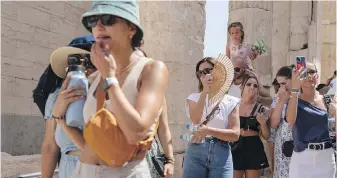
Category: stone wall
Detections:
[
  {"x1": 1, "y1": 1, "x2": 91, "y2": 156},
  {"x1": 319, "y1": 1, "x2": 336, "y2": 81}
]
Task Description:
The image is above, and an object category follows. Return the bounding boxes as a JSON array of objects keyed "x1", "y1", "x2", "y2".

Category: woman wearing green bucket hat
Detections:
[{"x1": 51, "y1": 1, "x2": 169, "y2": 178}]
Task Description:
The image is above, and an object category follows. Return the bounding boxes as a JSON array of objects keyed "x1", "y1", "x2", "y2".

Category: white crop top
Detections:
[{"x1": 185, "y1": 93, "x2": 240, "y2": 129}]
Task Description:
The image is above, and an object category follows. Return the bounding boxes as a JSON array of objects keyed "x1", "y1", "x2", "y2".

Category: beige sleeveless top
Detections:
[{"x1": 83, "y1": 50, "x2": 160, "y2": 138}]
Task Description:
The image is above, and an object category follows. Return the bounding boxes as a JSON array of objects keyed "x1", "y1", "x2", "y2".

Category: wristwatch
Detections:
[
  {"x1": 102, "y1": 77, "x2": 119, "y2": 91},
  {"x1": 291, "y1": 88, "x2": 300, "y2": 95}
]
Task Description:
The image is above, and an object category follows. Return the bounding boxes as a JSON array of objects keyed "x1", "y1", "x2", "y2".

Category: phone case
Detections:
[{"x1": 296, "y1": 56, "x2": 307, "y2": 78}]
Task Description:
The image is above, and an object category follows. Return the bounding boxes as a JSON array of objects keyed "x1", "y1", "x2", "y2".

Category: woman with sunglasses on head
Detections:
[
  {"x1": 287, "y1": 62, "x2": 336, "y2": 178},
  {"x1": 269, "y1": 65, "x2": 295, "y2": 178},
  {"x1": 41, "y1": 46, "x2": 96, "y2": 178},
  {"x1": 183, "y1": 57, "x2": 240, "y2": 178},
  {"x1": 231, "y1": 74, "x2": 270, "y2": 178},
  {"x1": 51, "y1": 1, "x2": 168, "y2": 177}
]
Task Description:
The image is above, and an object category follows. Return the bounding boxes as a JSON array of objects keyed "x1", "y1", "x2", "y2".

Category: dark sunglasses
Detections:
[
  {"x1": 246, "y1": 83, "x2": 258, "y2": 88},
  {"x1": 234, "y1": 67, "x2": 241, "y2": 73},
  {"x1": 196, "y1": 68, "x2": 213, "y2": 77},
  {"x1": 83, "y1": 15, "x2": 118, "y2": 29},
  {"x1": 307, "y1": 70, "x2": 317, "y2": 76}
]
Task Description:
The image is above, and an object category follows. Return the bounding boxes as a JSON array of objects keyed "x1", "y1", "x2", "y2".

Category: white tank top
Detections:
[{"x1": 83, "y1": 50, "x2": 160, "y2": 138}]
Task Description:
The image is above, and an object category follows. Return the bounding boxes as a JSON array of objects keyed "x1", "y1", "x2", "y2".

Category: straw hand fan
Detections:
[{"x1": 208, "y1": 53, "x2": 234, "y2": 106}]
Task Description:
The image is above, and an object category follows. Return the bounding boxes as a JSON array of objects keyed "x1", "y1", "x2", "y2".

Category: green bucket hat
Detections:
[{"x1": 81, "y1": 0, "x2": 143, "y2": 39}]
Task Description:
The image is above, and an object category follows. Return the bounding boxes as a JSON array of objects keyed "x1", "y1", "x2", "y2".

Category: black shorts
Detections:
[{"x1": 231, "y1": 135, "x2": 269, "y2": 170}]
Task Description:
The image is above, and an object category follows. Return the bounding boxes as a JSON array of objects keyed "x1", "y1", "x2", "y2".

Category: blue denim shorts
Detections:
[{"x1": 182, "y1": 137, "x2": 233, "y2": 178}]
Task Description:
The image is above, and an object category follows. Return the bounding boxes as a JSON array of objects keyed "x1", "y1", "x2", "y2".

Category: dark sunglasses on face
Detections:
[
  {"x1": 246, "y1": 83, "x2": 258, "y2": 88},
  {"x1": 196, "y1": 68, "x2": 213, "y2": 77},
  {"x1": 307, "y1": 70, "x2": 317, "y2": 76},
  {"x1": 83, "y1": 15, "x2": 118, "y2": 29},
  {"x1": 234, "y1": 67, "x2": 241, "y2": 73}
]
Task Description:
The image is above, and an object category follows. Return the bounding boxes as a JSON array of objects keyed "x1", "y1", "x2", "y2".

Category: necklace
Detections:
[{"x1": 115, "y1": 59, "x2": 137, "y2": 76}]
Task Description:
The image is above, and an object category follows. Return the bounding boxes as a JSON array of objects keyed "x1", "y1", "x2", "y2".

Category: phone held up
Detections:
[{"x1": 296, "y1": 56, "x2": 307, "y2": 79}]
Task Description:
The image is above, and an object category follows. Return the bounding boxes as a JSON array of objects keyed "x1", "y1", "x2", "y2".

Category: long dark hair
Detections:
[
  {"x1": 195, "y1": 57, "x2": 215, "y2": 92},
  {"x1": 227, "y1": 22, "x2": 245, "y2": 43}
]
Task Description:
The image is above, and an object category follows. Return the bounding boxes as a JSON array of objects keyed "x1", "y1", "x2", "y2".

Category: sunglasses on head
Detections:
[
  {"x1": 246, "y1": 83, "x2": 258, "y2": 88},
  {"x1": 83, "y1": 15, "x2": 118, "y2": 29},
  {"x1": 196, "y1": 68, "x2": 213, "y2": 77},
  {"x1": 234, "y1": 67, "x2": 241, "y2": 73}
]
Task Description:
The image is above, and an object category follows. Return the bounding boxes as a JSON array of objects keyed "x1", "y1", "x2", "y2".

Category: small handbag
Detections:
[
  {"x1": 282, "y1": 117, "x2": 294, "y2": 157},
  {"x1": 150, "y1": 138, "x2": 165, "y2": 177},
  {"x1": 282, "y1": 140, "x2": 294, "y2": 157}
]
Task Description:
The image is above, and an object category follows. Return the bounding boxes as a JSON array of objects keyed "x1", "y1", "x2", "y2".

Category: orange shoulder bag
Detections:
[{"x1": 83, "y1": 79, "x2": 159, "y2": 167}]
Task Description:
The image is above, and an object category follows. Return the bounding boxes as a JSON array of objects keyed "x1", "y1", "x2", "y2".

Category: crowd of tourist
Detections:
[{"x1": 35, "y1": 1, "x2": 336, "y2": 178}]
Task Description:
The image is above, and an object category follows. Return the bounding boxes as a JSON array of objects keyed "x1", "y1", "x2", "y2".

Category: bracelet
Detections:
[
  {"x1": 52, "y1": 114, "x2": 65, "y2": 120},
  {"x1": 164, "y1": 159, "x2": 175, "y2": 165}
]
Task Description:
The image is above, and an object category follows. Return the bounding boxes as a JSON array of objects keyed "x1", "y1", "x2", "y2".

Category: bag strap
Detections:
[
  {"x1": 323, "y1": 94, "x2": 331, "y2": 110},
  {"x1": 201, "y1": 100, "x2": 222, "y2": 125},
  {"x1": 96, "y1": 78, "x2": 106, "y2": 112},
  {"x1": 250, "y1": 103, "x2": 261, "y2": 117}
]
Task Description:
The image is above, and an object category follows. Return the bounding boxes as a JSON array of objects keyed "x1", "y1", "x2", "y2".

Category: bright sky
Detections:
[{"x1": 204, "y1": 0, "x2": 229, "y2": 58}]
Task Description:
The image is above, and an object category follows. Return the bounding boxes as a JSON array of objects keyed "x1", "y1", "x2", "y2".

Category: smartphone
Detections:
[{"x1": 296, "y1": 56, "x2": 307, "y2": 78}]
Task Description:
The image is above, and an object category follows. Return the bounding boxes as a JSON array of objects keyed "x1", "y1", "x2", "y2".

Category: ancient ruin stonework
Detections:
[{"x1": 228, "y1": 1, "x2": 336, "y2": 85}]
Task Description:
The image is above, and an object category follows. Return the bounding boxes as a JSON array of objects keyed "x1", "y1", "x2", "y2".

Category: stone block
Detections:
[
  {"x1": 18, "y1": 1, "x2": 65, "y2": 18},
  {"x1": 289, "y1": 34, "x2": 308, "y2": 51},
  {"x1": 321, "y1": 24, "x2": 336, "y2": 45},
  {"x1": 2, "y1": 114, "x2": 44, "y2": 156},
  {"x1": 1, "y1": 114, "x2": 20, "y2": 154},
  {"x1": 229, "y1": 1, "x2": 271, "y2": 11},
  {"x1": 1, "y1": 76, "x2": 16, "y2": 97},
  {"x1": 14, "y1": 78, "x2": 38, "y2": 98},
  {"x1": 320, "y1": 44, "x2": 336, "y2": 81},
  {"x1": 1, "y1": 56, "x2": 44, "y2": 81},
  {"x1": 290, "y1": 1, "x2": 311, "y2": 18},
  {"x1": 1, "y1": 36, "x2": 18, "y2": 59},
  {"x1": 65, "y1": 1, "x2": 92, "y2": 12},
  {"x1": 272, "y1": 1, "x2": 291, "y2": 76},
  {"x1": 49, "y1": 15, "x2": 76, "y2": 37},
  {"x1": 3, "y1": 96, "x2": 33, "y2": 116},
  {"x1": 16, "y1": 40, "x2": 53, "y2": 65},
  {"x1": 64, "y1": 2, "x2": 86, "y2": 23},
  {"x1": 1, "y1": 1, "x2": 18, "y2": 21},
  {"x1": 290, "y1": 16, "x2": 310, "y2": 35},
  {"x1": 17, "y1": 3, "x2": 51, "y2": 30},
  {"x1": 322, "y1": 1, "x2": 336, "y2": 21},
  {"x1": 1, "y1": 17, "x2": 35, "y2": 43},
  {"x1": 33, "y1": 28, "x2": 70, "y2": 49}
]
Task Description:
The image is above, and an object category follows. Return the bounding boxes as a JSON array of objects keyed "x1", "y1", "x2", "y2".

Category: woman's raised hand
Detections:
[{"x1": 52, "y1": 76, "x2": 86, "y2": 118}]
